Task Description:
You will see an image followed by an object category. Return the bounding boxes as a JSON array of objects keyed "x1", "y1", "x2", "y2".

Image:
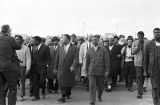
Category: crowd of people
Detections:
[{"x1": 0, "y1": 24, "x2": 160, "y2": 105}]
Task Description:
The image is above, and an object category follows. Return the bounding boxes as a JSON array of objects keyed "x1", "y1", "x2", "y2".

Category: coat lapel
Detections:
[
  {"x1": 65, "y1": 44, "x2": 72, "y2": 58},
  {"x1": 37, "y1": 44, "x2": 44, "y2": 54},
  {"x1": 109, "y1": 44, "x2": 115, "y2": 54}
]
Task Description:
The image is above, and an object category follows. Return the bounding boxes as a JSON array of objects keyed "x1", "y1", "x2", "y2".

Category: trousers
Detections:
[
  {"x1": 0, "y1": 71, "x2": 18, "y2": 105},
  {"x1": 89, "y1": 76, "x2": 104, "y2": 103}
]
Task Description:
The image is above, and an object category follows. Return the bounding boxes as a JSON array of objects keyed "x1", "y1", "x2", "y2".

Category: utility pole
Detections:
[{"x1": 83, "y1": 22, "x2": 86, "y2": 36}]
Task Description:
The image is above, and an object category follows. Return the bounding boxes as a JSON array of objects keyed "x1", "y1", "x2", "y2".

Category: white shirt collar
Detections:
[
  {"x1": 64, "y1": 43, "x2": 70, "y2": 53},
  {"x1": 37, "y1": 43, "x2": 42, "y2": 50},
  {"x1": 155, "y1": 41, "x2": 160, "y2": 46},
  {"x1": 93, "y1": 45, "x2": 98, "y2": 51},
  {"x1": 109, "y1": 45, "x2": 114, "y2": 50}
]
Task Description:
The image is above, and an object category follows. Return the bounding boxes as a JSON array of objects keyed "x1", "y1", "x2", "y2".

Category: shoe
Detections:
[
  {"x1": 105, "y1": 88, "x2": 112, "y2": 92},
  {"x1": 57, "y1": 97, "x2": 65, "y2": 103},
  {"x1": 98, "y1": 98, "x2": 102, "y2": 102},
  {"x1": 90, "y1": 103, "x2": 95, "y2": 105},
  {"x1": 143, "y1": 87, "x2": 147, "y2": 92},
  {"x1": 42, "y1": 94, "x2": 46, "y2": 99},
  {"x1": 128, "y1": 88, "x2": 134, "y2": 92},
  {"x1": 29, "y1": 93, "x2": 33, "y2": 97},
  {"x1": 32, "y1": 97, "x2": 40, "y2": 101},
  {"x1": 48, "y1": 89, "x2": 52, "y2": 93},
  {"x1": 66, "y1": 96, "x2": 71, "y2": 99},
  {"x1": 55, "y1": 90, "x2": 58, "y2": 94},
  {"x1": 20, "y1": 97, "x2": 25, "y2": 101},
  {"x1": 86, "y1": 88, "x2": 89, "y2": 91},
  {"x1": 137, "y1": 94, "x2": 142, "y2": 99}
]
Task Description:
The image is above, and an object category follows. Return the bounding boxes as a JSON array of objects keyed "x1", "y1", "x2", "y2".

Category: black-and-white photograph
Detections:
[{"x1": 0, "y1": 0, "x2": 160, "y2": 105}]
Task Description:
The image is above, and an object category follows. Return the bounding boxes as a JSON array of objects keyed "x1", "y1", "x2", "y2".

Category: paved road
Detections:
[{"x1": 16, "y1": 82, "x2": 153, "y2": 105}]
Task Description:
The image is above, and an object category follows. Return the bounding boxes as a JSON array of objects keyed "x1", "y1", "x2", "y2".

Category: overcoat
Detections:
[
  {"x1": 54, "y1": 44, "x2": 79, "y2": 88},
  {"x1": 105, "y1": 44, "x2": 121, "y2": 77},
  {"x1": 47, "y1": 45, "x2": 59, "y2": 79}
]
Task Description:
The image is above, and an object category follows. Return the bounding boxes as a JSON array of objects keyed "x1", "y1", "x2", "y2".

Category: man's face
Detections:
[
  {"x1": 46, "y1": 38, "x2": 52, "y2": 46},
  {"x1": 15, "y1": 37, "x2": 23, "y2": 45},
  {"x1": 114, "y1": 38, "x2": 119, "y2": 44},
  {"x1": 71, "y1": 36, "x2": 76, "y2": 42},
  {"x1": 53, "y1": 40, "x2": 59, "y2": 45},
  {"x1": 78, "y1": 40, "x2": 83, "y2": 45},
  {"x1": 30, "y1": 38, "x2": 37, "y2": 46},
  {"x1": 127, "y1": 39, "x2": 133, "y2": 47},
  {"x1": 88, "y1": 35, "x2": 92, "y2": 42},
  {"x1": 92, "y1": 37, "x2": 99, "y2": 46},
  {"x1": 104, "y1": 42, "x2": 108, "y2": 46},
  {"x1": 61, "y1": 35, "x2": 69, "y2": 45},
  {"x1": 108, "y1": 38, "x2": 114, "y2": 46},
  {"x1": 137, "y1": 34, "x2": 144, "y2": 42},
  {"x1": 119, "y1": 37, "x2": 125, "y2": 42},
  {"x1": 154, "y1": 30, "x2": 160, "y2": 41}
]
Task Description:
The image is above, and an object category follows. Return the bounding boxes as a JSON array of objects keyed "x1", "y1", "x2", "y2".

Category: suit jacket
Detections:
[
  {"x1": 0, "y1": 34, "x2": 21, "y2": 71},
  {"x1": 132, "y1": 39, "x2": 148, "y2": 66},
  {"x1": 30, "y1": 44, "x2": 51, "y2": 73},
  {"x1": 143, "y1": 39, "x2": 160, "y2": 77},
  {"x1": 47, "y1": 45, "x2": 59, "y2": 79},
  {"x1": 85, "y1": 46, "x2": 110, "y2": 76},
  {"x1": 54, "y1": 44, "x2": 79, "y2": 88}
]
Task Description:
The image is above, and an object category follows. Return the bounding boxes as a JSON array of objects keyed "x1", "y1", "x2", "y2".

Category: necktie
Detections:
[
  {"x1": 64, "y1": 45, "x2": 67, "y2": 53},
  {"x1": 32, "y1": 46, "x2": 38, "y2": 55}
]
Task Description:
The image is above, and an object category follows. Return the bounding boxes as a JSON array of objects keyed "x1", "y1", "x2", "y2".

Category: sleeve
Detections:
[
  {"x1": 121, "y1": 47, "x2": 125, "y2": 56},
  {"x1": 85, "y1": 50, "x2": 90, "y2": 75},
  {"x1": 143, "y1": 42, "x2": 149, "y2": 72},
  {"x1": 46, "y1": 46, "x2": 51, "y2": 65},
  {"x1": 26, "y1": 47, "x2": 31, "y2": 71},
  {"x1": 54, "y1": 47, "x2": 59, "y2": 71},
  {"x1": 71, "y1": 47, "x2": 79, "y2": 69},
  {"x1": 104, "y1": 48, "x2": 110, "y2": 73},
  {"x1": 79, "y1": 43, "x2": 84, "y2": 64},
  {"x1": 131, "y1": 41, "x2": 139, "y2": 55}
]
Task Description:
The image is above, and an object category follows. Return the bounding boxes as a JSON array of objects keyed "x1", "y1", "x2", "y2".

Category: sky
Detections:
[{"x1": 0, "y1": 0, "x2": 160, "y2": 39}]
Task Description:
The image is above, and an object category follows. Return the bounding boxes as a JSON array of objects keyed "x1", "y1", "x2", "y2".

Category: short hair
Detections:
[
  {"x1": 93, "y1": 34, "x2": 100, "y2": 39},
  {"x1": 119, "y1": 35, "x2": 125, "y2": 39},
  {"x1": 153, "y1": 28, "x2": 160, "y2": 32},
  {"x1": 1, "y1": 24, "x2": 11, "y2": 33},
  {"x1": 137, "y1": 31, "x2": 144, "y2": 36},
  {"x1": 78, "y1": 37, "x2": 85, "y2": 42},
  {"x1": 15, "y1": 35, "x2": 24, "y2": 41},
  {"x1": 71, "y1": 34, "x2": 76, "y2": 38},
  {"x1": 114, "y1": 35, "x2": 119, "y2": 40},
  {"x1": 63, "y1": 34, "x2": 71, "y2": 40},
  {"x1": 52, "y1": 37, "x2": 60, "y2": 42},
  {"x1": 127, "y1": 36, "x2": 133, "y2": 42},
  {"x1": 32, "y1": 36, "x2": 42, "y2": 43}
]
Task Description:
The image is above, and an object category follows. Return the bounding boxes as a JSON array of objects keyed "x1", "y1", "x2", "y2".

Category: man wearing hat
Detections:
[
  {"x1": 0, "y1": 25, "x2": 21, "y2": 105},
  {"x1": 47, "y1": 37, "x2": 60, "y2": 93}
]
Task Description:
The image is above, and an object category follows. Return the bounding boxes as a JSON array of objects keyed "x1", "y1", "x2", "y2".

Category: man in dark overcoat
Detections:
[
  {"x1": 47, "y1": 37, "x2": 60, "y2": 93},
  {"x1": 54, "y1": 34, "x2": 79, "y2": 103},
  {"x1": 105, "y1": 35, "x2": 121, "y2": 91}
]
